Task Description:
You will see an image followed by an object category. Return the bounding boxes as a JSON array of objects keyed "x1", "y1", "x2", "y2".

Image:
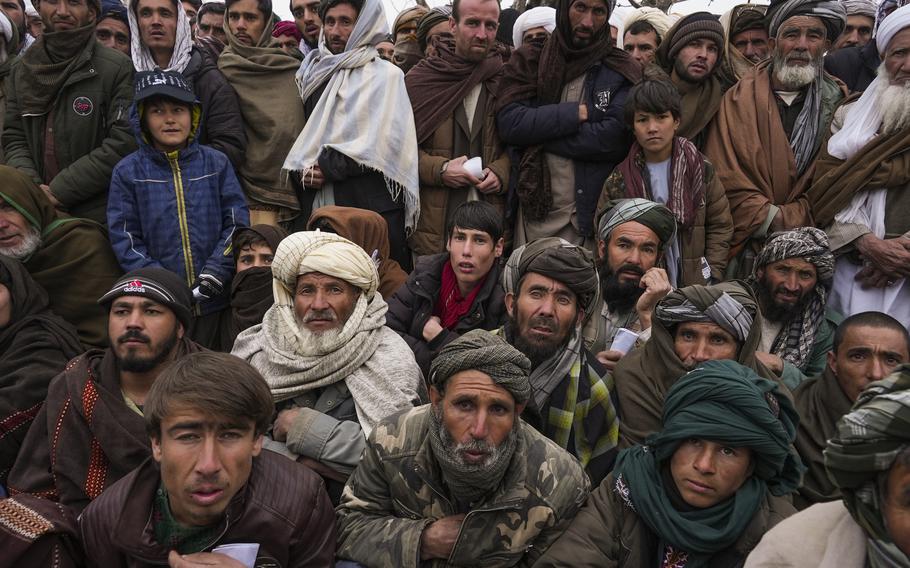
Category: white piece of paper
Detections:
[
  {"x1": 464, "y1": 156, "x2": 485, "y2": 179},
  {"x1": 609, "y1": 328, "x2": 639, "y2": 355},
  {"x1": 213, "y1": 543, "x2": 260, "y2": 567}
]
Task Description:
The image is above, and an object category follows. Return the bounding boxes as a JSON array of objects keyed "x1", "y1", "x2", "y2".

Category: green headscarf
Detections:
[
  {"x1": 825, "y1": 365, "x2": 910, "y2": 565},
  {"x1": 613, "y1": 360, "x2": 803, "y2": 566}
]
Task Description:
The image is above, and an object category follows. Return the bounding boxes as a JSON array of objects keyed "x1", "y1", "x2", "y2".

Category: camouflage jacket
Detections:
[{"x1": 335, "y1": 404, "x2": 591, "y2": 568}]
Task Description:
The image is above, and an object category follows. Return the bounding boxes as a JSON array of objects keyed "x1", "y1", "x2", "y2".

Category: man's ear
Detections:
[
  {"x1": 251, "y1": 433, "x2": 264, "y2": 457},
  {"x1": 429, "y1": 385, "x2": 442, "y2": 405},
  {"x1": 151, "y1": 434, "x2": 163, "y2": 463},
  {"x1": 823, "y1": 38, "x2": 831, "y2": 50},
  {"x1": 449, "y1": 15, "x2": 456, "y2": 33},
  {"x1": 827, "y1": 350, "x2": 837, "y2": 375},
  {"x1": 505, "y1": 292, "x2": 515, "y2": 317},
  {"x1": 515, "y1": 402, "x2": 526, "y2": 416},
  {"x1": 768, "y1": 36, "x2": 776, "y2": 53},
  {"x1": 575, "y1": 307, "x2": 585, "y2": 327},
  {"x1": 494, "y1": 237, "x2": 504, "y2": 258},
  {"x1": 597, "y1": 239, "x2": 607, "y2": 261}
]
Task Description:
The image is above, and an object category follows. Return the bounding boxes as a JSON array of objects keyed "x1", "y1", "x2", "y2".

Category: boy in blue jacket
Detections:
[{"x1": 108, "y1": 70, "x2": 249, "y2": 349}]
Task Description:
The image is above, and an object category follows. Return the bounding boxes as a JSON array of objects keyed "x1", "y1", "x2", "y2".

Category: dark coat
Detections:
[
  {"x1": 496, "y1": 62, "x2": 634, "y2": 237},
  {"x1": 79, "y1": 451, "x2": 337, "y2": 567},
  {"x1": 823, "y1": 42, "x2": 878, "y2": 93},
  {"x1": 182, "y1": 47, "x2": 247, "y2": 168},
  {"x1": 385, "y1": 253, "x2": 507, "y2": 376}
]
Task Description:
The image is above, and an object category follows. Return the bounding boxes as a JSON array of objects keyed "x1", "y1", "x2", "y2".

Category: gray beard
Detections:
[
  {"x1": 294, "y1": 323, "x2": 343, "y2": 356},
  {"x1": 878, "y1": 63, "x2": 910, "y2": 137},
  {"x1": 772, "y1": 53, "x2": 818, "y2": 90},
  {"x1": 0, "y1": 227, "x2": 41, "y2": 259}
]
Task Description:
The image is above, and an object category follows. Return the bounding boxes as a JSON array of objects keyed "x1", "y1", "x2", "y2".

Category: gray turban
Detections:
[
  {"x1": 501, "y1": 237, "x2": 600, "y2": 314},
  {"x1": 597, "y1": 198, "x2": 678, "y2": 249},
  {"x1": 753, "y1": 227, "x2": 834, "y2": 287},
  {"x1": 430, "y1": 330, "x2": 532, "y2": 404},
  {"x1": 843, "y1": 0, "x2": 877, "y2": 18},
  {"x1": 766, "y1": 0, "x2": 847, "y2": 41}
]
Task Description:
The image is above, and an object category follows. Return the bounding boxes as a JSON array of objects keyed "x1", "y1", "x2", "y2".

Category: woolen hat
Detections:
[{"x1": 98, "y1": 268, "x2": 193, "y2": 328}]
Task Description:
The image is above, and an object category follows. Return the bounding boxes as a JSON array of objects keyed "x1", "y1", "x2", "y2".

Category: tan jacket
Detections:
[{"x1": 411, "y1": 83, "x2": 509, "y2": 255}]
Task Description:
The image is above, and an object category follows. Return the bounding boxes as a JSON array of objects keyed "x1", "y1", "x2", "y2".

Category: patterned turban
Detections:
[
  {"x1": 597, "y1": 198, "x2": 678, "y2": 250},
  {"x1": 502, "y1": 237, "x2": 600, "y2": 314},
  {"x1": 766, "y1": 0, "x2": 847, "y2": 41},
  {"x1": 430, "y1": 330, "x2": 532, "y2": 404},
  {"x1": 655, "y1": 281, "x2": 756, "y2": 342}
]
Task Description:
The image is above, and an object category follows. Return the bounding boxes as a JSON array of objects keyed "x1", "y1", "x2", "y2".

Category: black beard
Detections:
[
  {"x1": 506, "y1": 313, "x2": 572, "y2": 370},
  {"x1": 117, "y1": 327, "x2": 180, "y2": 373},
  {"x1": 755, "y1": 275, "x2": 811, "y2": 323},
  {"x1": 598, "y1": 256, "x2": 645, "y2": 314}
]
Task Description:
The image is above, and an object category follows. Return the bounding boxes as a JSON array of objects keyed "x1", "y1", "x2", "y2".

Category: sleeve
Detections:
[
  {"x1": 532, "y1": 478, "x2": 621, "y2": 568},
  {"x1": 496, "y1": 101, "x2": 583, "y2": 146},
  {"x1": 79, "y1": 501, "x2": 118, "y2": 568},
  {"x1": 5, "y1": 401, "x2": 57, "y2": 501},
  {"x1": 49, "y1": 60, "x2": 138, "y2": 209},
  {"x1": 288, "y1": 476, "x2": 337, "y2": 568},
  {"x1": 486, "y1": 149, "x2": 510, "y2": 193},
  {"x1": 541, "y1": 84, "x2": 632, "y2": 163},
  {"x1": 201, "y1": 160, "x2": 249, "y2": 282},
  {"x1": 418, "y1": 148, "x2": 448, "y2": 186},
  {"x1": 703, "y1": 163, "x2": 734, "y2": 280},
  {"x1": 384, "y1": 283, "x2": 435, "y2": 374},
  {"x1": 284, "y1": 407, "x2": 367, "y2": 475},
  {"x1": 1, "y1": 70, "x2": 41, "y2": 181},
  {"x1": 335, "y1": 438, "x2": 432, "y2": 568},
  {"x1": 318, "y1": 147, "x2": 367, "y2": 182},
  {"x1": 106, "y1": 162, "x2": 163, "y2": 272},
  {"x1": 199, "y1": 73, "x2": 247, "y2": 168}
]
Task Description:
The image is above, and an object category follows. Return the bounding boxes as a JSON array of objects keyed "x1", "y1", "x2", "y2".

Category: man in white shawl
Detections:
[
  {"x1": 127, "y1": 0, "x2": 246, "y2": 166},
  {"x1": 232, "y1": 231, "x2": 425, "y2": 502},
  {"x1": 808, "y1": 4, "x2": 910, "y2": 329},
  {"x1": 283, "y1": 0, "x2": 419, "y2": 271}
]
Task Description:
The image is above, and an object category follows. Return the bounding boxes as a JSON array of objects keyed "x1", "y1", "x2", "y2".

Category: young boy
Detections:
[{"x1": 108, "y1": 70, "x2": 249, "y2": 348}]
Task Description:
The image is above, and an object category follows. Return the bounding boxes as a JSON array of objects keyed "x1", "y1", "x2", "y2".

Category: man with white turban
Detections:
[
  {"x1": 809, "y1": 4, "x2": 910, "y2": 329},
  {"x1": 621, "y1": 7, "x2": 671, "y2": 65},
  {"x1": 825, "y1": 0, "x2": 902, "y2": 92},
  {"x1": 512, "y1": 5, "x2": 556, "y2": 48},
  {"x1": 232, "y1": 231, "x2": 426, "y2": 503},
  {"x1": 831, "y1": 0, "x2": 877, "y2": 51}
]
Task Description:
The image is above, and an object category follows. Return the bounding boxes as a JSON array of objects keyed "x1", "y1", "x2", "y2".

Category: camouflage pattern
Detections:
[{"x1": 336, "y1": 404, "x2": 591, "y2": 568}]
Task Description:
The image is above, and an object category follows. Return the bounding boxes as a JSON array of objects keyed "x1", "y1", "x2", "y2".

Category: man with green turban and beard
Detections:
[
  {"x1": 538, "y1": 360, "x2": 803, "y2": 567},
  {"x1": 335, "y1": 330, "x2": 589, "y2": 567},
  {"x1": 499, "y1": 237, "x2": 620, "y2": 486},
  {"x1": 747, "y1": 365, "x2": 910, "y2": 567},
  {"x1": 614, "y1": 280, "x2": 776, "y2": 446}
]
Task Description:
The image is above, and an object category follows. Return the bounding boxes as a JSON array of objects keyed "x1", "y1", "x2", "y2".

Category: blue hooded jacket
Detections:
[{"x1": 107, "y1": 100, "x2": 250, "y2": 315}]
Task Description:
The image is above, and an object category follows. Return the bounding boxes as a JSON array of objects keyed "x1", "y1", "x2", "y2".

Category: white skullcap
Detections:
[
  {"x1": 512, "y1": 7, "x2": 556, "y2": 48},
  {"x1": 270, "y1": 231, "x2": 379, "y2": 306},
  {"x1": 624, "y1": 7, "x2": 673, "y2": 41},
  {"x1": 877, "y1": 4, "x2": 910, "y2": 55}
]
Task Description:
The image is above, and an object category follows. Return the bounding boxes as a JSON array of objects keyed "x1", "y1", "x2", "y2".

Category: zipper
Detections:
[
  {"x1": 446, "y1": 501, "x2": 522, "y2": 565},
  {"x1": 168, "y1": 153, "x2": 195, "y2": 289}
]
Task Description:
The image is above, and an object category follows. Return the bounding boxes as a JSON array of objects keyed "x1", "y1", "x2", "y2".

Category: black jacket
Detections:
[
  {"x1": 182, "y1": 47, "x2": 246, "y2": 168},
  {"x1": 385, "y1": 253, "x2": 507, "y2": 376},
  {"x1": 824, "y1": 42, "x2": 878, "y2": 93}
]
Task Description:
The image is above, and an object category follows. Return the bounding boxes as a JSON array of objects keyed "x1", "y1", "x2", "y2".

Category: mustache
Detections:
[
  {"x1": 118, "y1": 329, "x2": 150, "y2": 344},
  {"x1": 528, "y1": 315, "x2": 557, "y2": 332},
  {"x1": 615, "y1": 263, "x2": 645, "y2": 278},
  {"x1": 303, "y1": 309, "x2": 336, "y2": 322}
]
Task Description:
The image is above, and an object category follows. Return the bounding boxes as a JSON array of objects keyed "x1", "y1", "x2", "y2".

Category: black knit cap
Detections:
[{"x1": 98, "y1": 268, "x2": 193, "y2": 329}]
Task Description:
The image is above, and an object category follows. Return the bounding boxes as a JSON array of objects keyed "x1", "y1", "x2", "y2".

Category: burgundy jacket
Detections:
[{"x1": 78, "y1": 450, "x2": 336, "y2": 567}]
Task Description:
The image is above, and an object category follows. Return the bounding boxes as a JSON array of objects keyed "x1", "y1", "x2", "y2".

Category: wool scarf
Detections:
[
  {"x1": 17, "y1": 24, "x2": 96, "y2": 115},
  {"x1": 434, "y1": 261, "x2": 486, "y2": 330},
  {"x1": 617, "y1": 137, "x2": 705, "y2": 230}
]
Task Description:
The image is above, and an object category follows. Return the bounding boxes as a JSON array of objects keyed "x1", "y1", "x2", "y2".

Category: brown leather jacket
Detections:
[{"x1": 78, "y1": 451, "x2": 336, "y2": 567}]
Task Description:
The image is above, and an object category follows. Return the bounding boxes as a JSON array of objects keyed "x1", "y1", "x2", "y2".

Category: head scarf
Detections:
[
  {"x1": 766, "y1": 0, "x2": 847, "y2": 41},
  {"x1": 597, "y1": 198, "x2": 677, "y2": 248},
  {"x1": 502, "y1": 237, "x2": 600, "y2": 314},
  {"x1": 663, "y1": 12, "x2": 725, "y2": 62},
  {"x1": 825, "y1": 366, "x2": 910, "y2": 567},
  {"x1": 750, "y1": 227, "x2": 833, "y2": 370},
  {"x1": 272, "y1": 20, "x2": 302, "y2": 42},
  {"x1": 730, "y1": 6, "x2": 768, "y2": 36},
  {"x1": 875, "y1": 0, "x2": 901, "y2": 36},
  {"x1": 844, "y1": 0, "x2": 878, "y2": 19},
  {"x1": 613, "y1": 360, "x2": 803, "y2": 566},
  {"x1": 229, "y1": 225, "x2": 288, "y2": 338},
  {"x1": 430, "y1": 330, "x2": 531, "y2": 404},
  {"x1": 393, "y1": 5, "x2": 428, "y2": 38},
  {"x1": 623, "y1": 7, "x2": 672, "y2": 42},
  {"x1": 306, "y1": 206, "x2": 408, "y2": 299},
  {"x1": 271, "y1": 231, "x2": 379, "y2": 305},
  {"x1": 512, "y1": 6, "x2": 557, "y2": 48},
  {"x1": 128, "y1": 0, "x2": 193, "y2": 72},
  {"x1": 828, "y1": 4, "x2": 910, "y2": 162},
  {"x1": 416, "y1": 5, "x2": 452, "y2": 52},
  {"x1": 655, "y1": 282, "x2": 755, "y2": 342}
]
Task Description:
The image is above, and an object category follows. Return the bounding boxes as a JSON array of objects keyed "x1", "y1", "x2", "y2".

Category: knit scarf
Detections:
[
  {"x1": 229, "y1": 266, "x2": 274, "y2": 339},
  {"x1": 128, "y1": 0, "x2": 193, "y2": 72},
  {"x1": 285, "y1": 0, "x2": 420, "y2": 232},
  {"x1": 617, "y1": 136, "x2": 705, "y2": 230},
  {"x1": 16, "y1": 24, "x2": 96, "y2": 115},
  {"x1": 428, "y1": 403, "x2": 517, "y2": 508},
  {"x1": 434, "y1": 261, "x2": 486, "y2": 330},
  {"x1": 781, "y1": 60, "x2": 826, "y2": 177},
  {"x1": 405, "y1": 36, "x2": 503, "y2": 144}
]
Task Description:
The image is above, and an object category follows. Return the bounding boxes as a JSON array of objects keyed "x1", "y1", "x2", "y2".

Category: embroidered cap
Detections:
[
  {"x1": 98, "y1": 268, "x2": 193, "y2": 328},
  {"x1": 133, "y1": 69, "x2": 198, "y2": 105}
]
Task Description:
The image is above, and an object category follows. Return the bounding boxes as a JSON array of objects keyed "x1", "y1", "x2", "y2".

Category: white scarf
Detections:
[
  {"x1": 128, "y1": 0, "x2": 193, "y2": 73},
  {"x1": 283, "y1": 0, "x2": 420, "y2": 232}
]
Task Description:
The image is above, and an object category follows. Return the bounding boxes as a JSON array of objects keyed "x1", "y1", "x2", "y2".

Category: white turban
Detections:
[
  {"x1": 843, "y1": 0, "x2": 877, "y2": 18},
  {"x1": 624, "y1": 7, "x2": 673, "y2": 42},
  {"x1": 271, "y1": 231, "x2": 380, "y2": 306},
  {"x1": 512, "y1": 7, "x2": 556, "y2": 48},
  {"x1": 877, "y1": 3, "x2": 910, "y2": 54}
]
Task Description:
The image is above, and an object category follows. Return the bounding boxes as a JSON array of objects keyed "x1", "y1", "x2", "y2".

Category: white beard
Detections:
[
  {"x1": 0, "y1": 227, "x2": 41, "y2": 259},
  {"x1": 293, "y1": 323, "x2": 344, "y2": 357},
  {"x1": 878, "y1": 63, "x2": 910, "y2": 137},
  {"x1": 773, "y1": 58, "x2": 818, "y2": 90}
]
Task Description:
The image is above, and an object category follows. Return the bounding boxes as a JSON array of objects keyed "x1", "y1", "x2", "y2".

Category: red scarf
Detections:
[{"x1": 433, "y1": 261, "x2": 487, "y2": 330}]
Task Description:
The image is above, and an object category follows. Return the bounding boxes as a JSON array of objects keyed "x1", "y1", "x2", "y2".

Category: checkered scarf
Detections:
[
  {"x1": 750, "y1": 227, "x2": 834, "y2": 371},
  {"x1": 825, "y1": 365, "x2": 910, "y2": 566}
]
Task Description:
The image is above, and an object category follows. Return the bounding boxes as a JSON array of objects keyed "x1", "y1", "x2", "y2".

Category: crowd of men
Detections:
[{"x1": 0, "y1": 0, "x2": 908, "y2": 565}]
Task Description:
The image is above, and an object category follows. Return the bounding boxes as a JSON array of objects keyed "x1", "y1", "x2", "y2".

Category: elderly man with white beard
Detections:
[
  {"x1": 232, "y1": 231, "x2": 426, "y2": 504},
  {"x1": 809, "y1": 4, "x2": 910, "y2": 328},
  {"x1": 704, "y1": 0, "x2": 847, "y2": 278}
]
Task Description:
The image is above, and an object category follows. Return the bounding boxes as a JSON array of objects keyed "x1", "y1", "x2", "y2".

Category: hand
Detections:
[
  {"x1": 441, "y1": 156, "x2": 482, "y2": 189},
  {"x1": 196, "y1": 273, "x2": 224, "y2": 299},
  {"x1": 856, "y1": 234, "x2": 910, "y2": 278},
  {"x1": 272, "y1": 407, "x2": 303, "y2": 442},
  {"x1": 39, "y1": 184, "x2": 61, "y2": 207},
  {"x1": 302, "y1": 166, "x2": 325, "y2": 189},
  {"x1": 755, "y1": 351, "x2": 784, "y2": 374},
  {"x1": 168, "y1": 550, "x2": 246, "y2": 567},
  {"x1": 474, "y1": 169, "x2": 501, "y2": 194},
  {"x1": 420, "y1": 514, "x2": 466, "y2": 561},
  {"x1": 595, "y1": 349, "x2": 624, "y2": 372},
  {"x1": 855, "y1": 265, "x2": 895, "y2": 289},
  {"x1": 422, "y1": 316, "x2": 444, "y2": 342},
  {"x1": 578, "y1": 103, "x2": 588, "y2": 123},
  {"x1": 634, "y1": 268, "x2": 672, "y2": 329}
]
